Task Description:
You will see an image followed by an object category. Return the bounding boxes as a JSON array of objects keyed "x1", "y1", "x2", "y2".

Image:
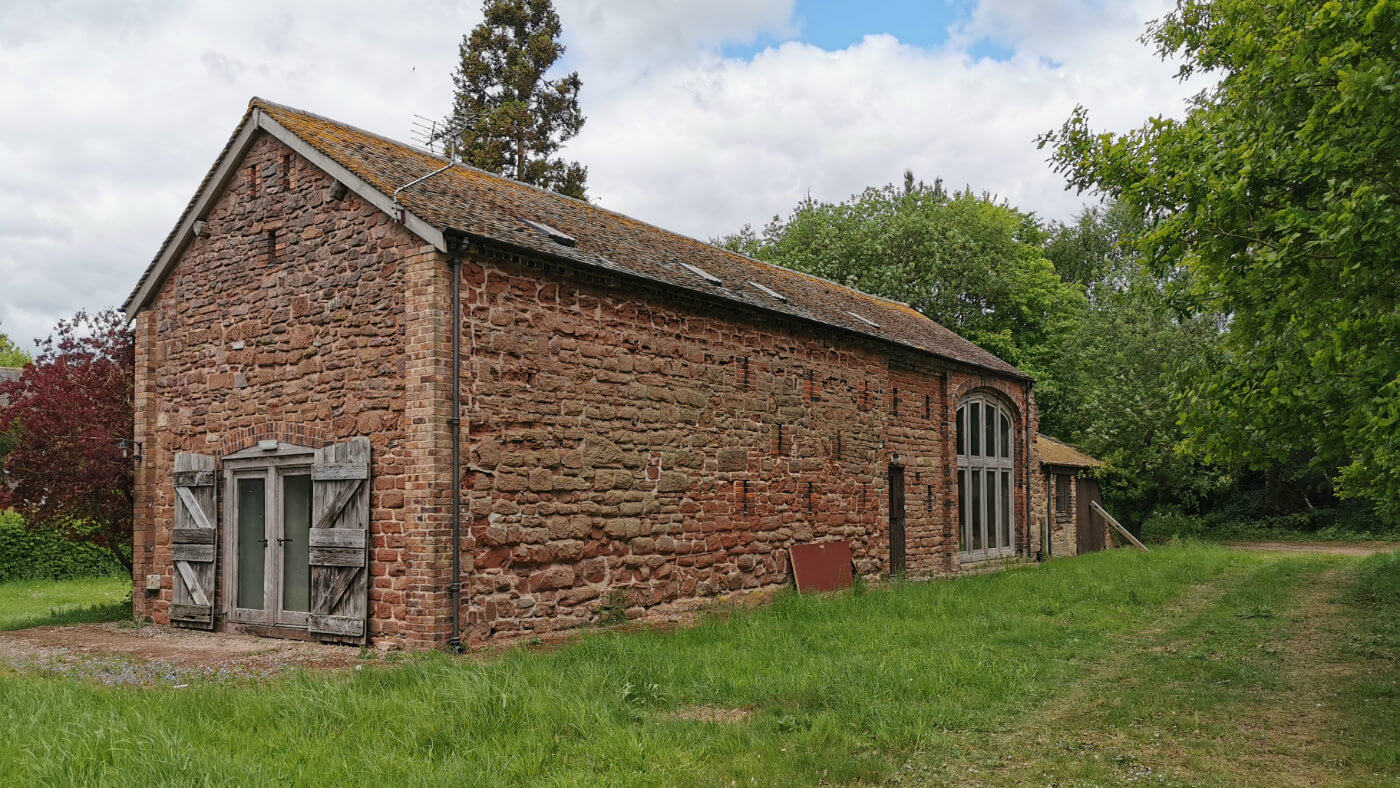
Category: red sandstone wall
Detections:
[
  {"x1": 133, "y1": 134, "x2": 1045, "y2": 651},
  {"x1": 455, "y1": 248, "x2": 1041, "y2": 643},
  {"x1": 131, "y1": 133, "x2": 445, "y2": 648}
]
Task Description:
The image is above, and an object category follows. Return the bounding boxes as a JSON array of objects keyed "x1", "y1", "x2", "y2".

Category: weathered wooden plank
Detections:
[
  {"x1": 310, "y1": 437, "x2": 370, "y2": 644},
  {"x1": 312, "y1": 463, "x2": 369, "y2": 482},
  {"x1": 174, "y1": 560, "x2": 209, "y2": 607},
  {"x1": 172, "y1": 527, "x2": 216, "y2": 545},
  {"x1": 172, "y1": 451, "x2": 217, "y2": 629},
  {"x1": 173, "y1": 469, "x2": 215, "y2": 488},
  {"x1": 169, "y1": 603, "x2": 213, "y2": 625},
  {"x1": 308, "y1": 613, "x2": 364, "y2": 637},
  {"x1": 175, "y1": 486, "x2": 214, "y2": 532},
  {"x1": 309, "y1": 547, "x2": 366, "y2": 567},
  {"x1": 1090, "y1": 500, "x2": 1149, "y2": 553},
  {"x1": 172, "y1": 544, "x2": 215, "y2": 563},
  {"x1": 308, "y1": 528, "x2": 366, "y2": 549},
  {"x1": 312, "y1": 478, "x2": 363, "y2": 532}
]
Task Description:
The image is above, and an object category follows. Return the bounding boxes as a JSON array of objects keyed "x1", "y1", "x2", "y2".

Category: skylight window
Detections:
[
  {"x1": 519, "y1": 218, "x2": 576, "y2": 247},
  {"x1": 677, "y1": 261, "x2": 722, "y2": 285},
  {"x1": 843, "y1": 310, "x2": 880, "y2": 328},
  {"x1": 747, "y1": 281, "x2": 787, "y2": 302}
]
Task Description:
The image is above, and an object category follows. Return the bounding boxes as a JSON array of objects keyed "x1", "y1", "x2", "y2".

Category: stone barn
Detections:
[
  {"x1": 1036, "y1": 434, "x2": 1106, "y2": 557},
  {"x1": 126, "y1": 98, "x2": 1053, "y2": 650}
]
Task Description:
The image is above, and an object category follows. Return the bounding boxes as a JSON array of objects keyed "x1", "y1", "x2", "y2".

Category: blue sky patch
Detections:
[{"x1": 721, "y1": 0, "x2": 1013, "y2": 60}]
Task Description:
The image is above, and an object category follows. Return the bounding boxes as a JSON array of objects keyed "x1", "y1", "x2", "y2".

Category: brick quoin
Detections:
[{"x1": 132, "y1": 131, "x2": 1051, "y2": 651}]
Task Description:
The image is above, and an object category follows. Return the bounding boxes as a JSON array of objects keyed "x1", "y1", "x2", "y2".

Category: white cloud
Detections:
[{"x1": 0, "y1": 0, "x2": 1199, "y2": 354}]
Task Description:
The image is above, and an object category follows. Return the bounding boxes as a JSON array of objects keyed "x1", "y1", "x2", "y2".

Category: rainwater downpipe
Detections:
[
  {"x1": 448, "y1": 236, "x2": 466, "y2": 653},
  {"x1": 1023, "y1": 380, "x2": 1033, "y2": 559}
]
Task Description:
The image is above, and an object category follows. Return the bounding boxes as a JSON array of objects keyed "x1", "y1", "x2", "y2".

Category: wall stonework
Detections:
[
  {"x1": 1044, "y1": 468, "x2": 1080, "y2": 556},
  {"x1": 132, "y1": 132, "x2": 443, "y2": 647},
  {"x1": 453, "y1": 248, "x2": 1043, "y2": 644},
  {"x1": 134, "y1": 134, "x2": 1048, "y2": 651}
]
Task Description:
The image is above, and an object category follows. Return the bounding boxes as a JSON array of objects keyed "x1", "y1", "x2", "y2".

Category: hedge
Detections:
[{"x1": 0, "y1": 511, "x2": 125, "y2": 583}]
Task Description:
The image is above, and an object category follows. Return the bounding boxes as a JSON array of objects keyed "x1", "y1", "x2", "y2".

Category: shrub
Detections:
[
  {"x1": 0, "y1": 511, "x2": 124, "y2": 583},
  {"x1": 1141, "y1": 500, "x2": 1396, "y2": 544}
]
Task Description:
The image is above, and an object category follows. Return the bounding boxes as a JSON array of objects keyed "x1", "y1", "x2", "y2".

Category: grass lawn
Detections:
[
  {"x1": 0, "y1": 575, "x2": 130, "y2": 632},
  {"x1": 0, "y1": 545, "x2": 1396, "y2": 786}
]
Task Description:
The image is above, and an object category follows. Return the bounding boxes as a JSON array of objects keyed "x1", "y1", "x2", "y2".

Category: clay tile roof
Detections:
[
  {"x1": 131, "y1": 98, "x2": 1027, "y2": 379},
  {"x1": 1037, "y1": 434, "x2": 1103, "y2": 469}
]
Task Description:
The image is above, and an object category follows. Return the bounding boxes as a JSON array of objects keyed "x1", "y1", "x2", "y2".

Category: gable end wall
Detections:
[{"x1": 132, "y1": 132, "x2": 450, "y2": 648}]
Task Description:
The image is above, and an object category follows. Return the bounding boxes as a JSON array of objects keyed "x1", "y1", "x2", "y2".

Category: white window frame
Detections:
[{"x1": 956, "y1": 394, "x2": 1016, "y2": 562}]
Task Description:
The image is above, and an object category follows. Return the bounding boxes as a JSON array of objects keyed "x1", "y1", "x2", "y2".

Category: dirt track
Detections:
[
  {"x1": 1224, "y1": 540, "x2": 1398, "y2": 556},
  {"x1": 0, "y1": 621, "x2": 360, "y2": 684}
]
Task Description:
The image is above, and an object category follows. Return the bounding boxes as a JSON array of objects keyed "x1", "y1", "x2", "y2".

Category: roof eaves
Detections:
[
  {"x1": 461, "y1": 231, "x2": 1032, "y2": 381},
  {"x1": 122, "y1": 107, "x2": 261, "y2": 318}
]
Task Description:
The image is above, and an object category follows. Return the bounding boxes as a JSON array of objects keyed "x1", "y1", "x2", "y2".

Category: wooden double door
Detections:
[
  {"x1": 170, "y1": 438, "x2": 373, "y2": 643},
  {"x1": 228, "y1": 461, "x2": 315, "y2": 628}
]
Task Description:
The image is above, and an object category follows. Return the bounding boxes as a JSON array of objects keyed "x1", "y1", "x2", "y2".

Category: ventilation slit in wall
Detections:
[
  {"x1": 265, "y1": 230, "x2": 277, "y2": 263},
  {"x1": 807, "y1": 482, "x2": 814, "y2": 516},
  {"x1": 741, "y1": 479, "x2": 750, "y2": 516},
  {"x1": 924, "y1": 393, "x2": 931, "y2": 420}
]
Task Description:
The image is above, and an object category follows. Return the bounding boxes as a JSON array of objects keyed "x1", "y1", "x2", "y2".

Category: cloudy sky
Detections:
[{"x1": 0, "y1": 0, "x2": 1200, "y2": 352}]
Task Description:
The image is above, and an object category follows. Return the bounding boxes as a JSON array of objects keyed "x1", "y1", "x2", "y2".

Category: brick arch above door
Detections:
[{"x1": 216, "y1": 422, "x2": 335, "y2": 457}]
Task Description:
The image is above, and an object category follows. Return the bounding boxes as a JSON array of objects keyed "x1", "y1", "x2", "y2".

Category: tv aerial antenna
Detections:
[{"x1": 410, "y1": 113, "x2": 476, "y2": 160}]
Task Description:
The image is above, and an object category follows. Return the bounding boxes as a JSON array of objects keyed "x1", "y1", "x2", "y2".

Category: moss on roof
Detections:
[
  {"x1": 128, "y1": 97, "x2": 1029, "y2": 380},
  {"x1": 1036, "y1": 434, "x2": 1103, "y2": 469}
]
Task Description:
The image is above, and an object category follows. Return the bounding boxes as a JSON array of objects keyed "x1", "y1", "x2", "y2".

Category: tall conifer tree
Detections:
[{"x1": 447, "y1": 0, "x2": 587, "y2": 199}]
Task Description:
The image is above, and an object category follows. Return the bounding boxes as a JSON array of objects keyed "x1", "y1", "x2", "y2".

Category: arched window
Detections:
[{"x1": 956, "y1": 394, "x2": 1015, "y2": 560}]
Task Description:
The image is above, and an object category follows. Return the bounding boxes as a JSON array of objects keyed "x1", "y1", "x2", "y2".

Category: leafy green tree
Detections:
[
  {"x1": 1038, "y1": 201, "x2": 1227, "y2": 521},
  {"x1": 0, "y1": 329, "x2": 31, "y2": 367},
  {"x1": 1068, "y1": 267, "x2": 1228, "y2": 520},
  {"x1": 1040, "y1": 0, "x2": 1400, "y2": 522},
  {"x1": 1042, "y1": 199, "x2": 1150, "y2": 300},
  {"x1": 717, "y1": 175, "x2": 1087, "y2": 430},
  {"x1": 447, "y1": 0, "x2": 587, "y2": 199}
]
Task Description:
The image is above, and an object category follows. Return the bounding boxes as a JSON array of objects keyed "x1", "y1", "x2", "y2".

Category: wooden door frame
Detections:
[
  {"x1": 888, "y1": 462, "x2": 906, "y2": 575},
  {"x1": 956, "y1": 395, "x2": 1017, "y2": 562},
  {"x1": 1075, "y1": 475, "x2": 1105, "y2": 553},
  {"x1": 221, "y1": 444, "x2": 316, "y2": 629}
]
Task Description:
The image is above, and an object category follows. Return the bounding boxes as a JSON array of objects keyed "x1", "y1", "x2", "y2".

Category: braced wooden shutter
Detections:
[
  {"x1": 171, "y1": 452, "x2": 218, "y2": 629},
  {"x1": 308, "y1": 437, "x2": 370, "y2": 642}
]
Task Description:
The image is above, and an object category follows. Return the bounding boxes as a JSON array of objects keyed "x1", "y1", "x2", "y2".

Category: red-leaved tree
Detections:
[{"x1": 0, "y1": 310, "x2": 134, "y2": 572}]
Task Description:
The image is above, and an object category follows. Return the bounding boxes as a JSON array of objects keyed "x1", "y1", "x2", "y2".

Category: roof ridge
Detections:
[
  {"x1": 250, "y1": 98, "x2": 916, "y2": 311},
  {"x1": 125, "y1": 97, "x2": 1025, "y2": 380}
]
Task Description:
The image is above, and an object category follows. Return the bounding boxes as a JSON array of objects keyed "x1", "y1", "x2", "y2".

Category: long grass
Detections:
[
  {"x1": 0, "y1": 575, "x2": 130, "y2": 632},
  {"x1": 0, "y1": 546, "x2": 1248, "y2": 786}
]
